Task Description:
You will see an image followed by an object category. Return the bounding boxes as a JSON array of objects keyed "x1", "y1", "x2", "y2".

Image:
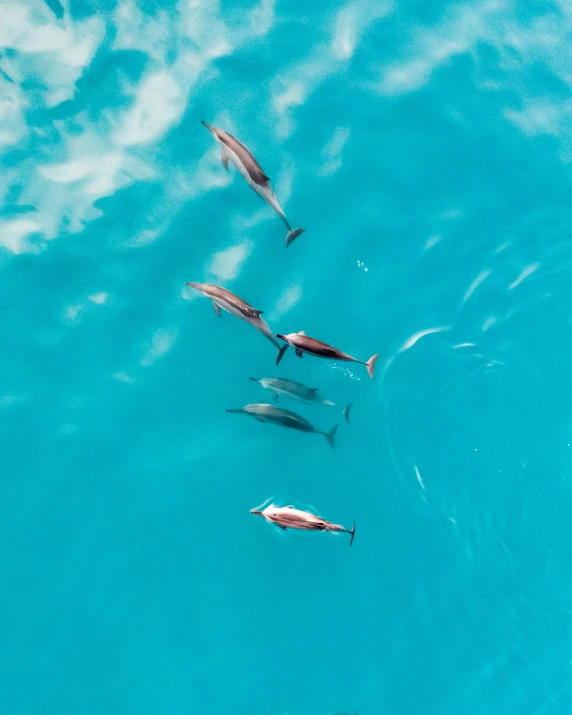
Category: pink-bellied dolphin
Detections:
[
  {"x1": 226, "y1": 403, "x2": 338, "y2": 449},
  {"x1": 201, "y1": 121, "x2": 305, "y2": 247},
  {"x1": 248, "y1": 377, "x2": 352, "y2": 423},
  {"x1": 276, "y1": 331, "x2": 379, "y2": 379},
  {"x1": 250, "y1": 503, "x2": 355, "y2": 546},
  {"x1": 186, "y1": 282, "x2": 280, "y2": 350}
]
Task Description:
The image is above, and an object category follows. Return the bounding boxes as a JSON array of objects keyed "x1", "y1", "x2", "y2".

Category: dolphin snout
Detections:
[
  {"x1": 186, "y1": 282, "x2": 201, "y2": 290},
  {"x1": 248, "y1": 377, "x2": 260, "y2": 382},
  {"x1": 250, "y1": 509, "x2": 263, "y2": 516},
  {"x1": 276, "y1": 334, "x2": 286, "y2": 342}
]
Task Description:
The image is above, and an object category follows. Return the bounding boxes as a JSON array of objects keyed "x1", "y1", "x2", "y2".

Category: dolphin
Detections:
[
  {"x1": 250, "y1": 503, "x2": 356, "y2": 546},
  {"x1": 201, "y1": 121, "x2": 305, "y2": 247},
  {"x1": 276, "y1": 331, "x2": 380, "y2": 379},
  {"x1": 186, "y1": 282, "x2": 280, "y2": 350},
  {"x1": 248, "y1": 377, "x2": 352, "y2": 423},
  {"x1": 226, "y1": 403, "x2": 338, "y2": 449}
]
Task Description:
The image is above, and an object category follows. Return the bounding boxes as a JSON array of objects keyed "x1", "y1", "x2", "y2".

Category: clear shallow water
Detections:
[{"x1": 3, "y1": 0, "x2": 572, "y2": 713}]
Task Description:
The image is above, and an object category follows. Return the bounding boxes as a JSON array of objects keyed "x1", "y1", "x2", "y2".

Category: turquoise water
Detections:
[{"x1": 3, "y1": 0, "x2": 572, "y2": 712}]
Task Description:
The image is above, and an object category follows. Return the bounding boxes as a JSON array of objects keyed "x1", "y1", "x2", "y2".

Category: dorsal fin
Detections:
[
  {"x1": 297, "y1": 330, "x2": 305, "y2": 335},
  {"x1": 253, "y1": 309, "x2": 263, "y2": 316}
]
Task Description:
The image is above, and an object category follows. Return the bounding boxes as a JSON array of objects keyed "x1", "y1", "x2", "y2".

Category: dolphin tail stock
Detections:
[
  {"x1": 348, "y1": 522, "x2": 356, "y2": 547},
  {"x1": 324, "y1": 424, "x2": 339, "y2": 449},
  {"x1": 343, "y1": 403, "x2": 353, "y2": 424},
  {"x1": 276, "y1": 343, "x2": 289, "y2": 366},
  {"x1": 285, "y1": 228, "x2": 305, "y2": 247},
  {"x1": 366, "y1": 353, "x2": 380, "y2": 379}
]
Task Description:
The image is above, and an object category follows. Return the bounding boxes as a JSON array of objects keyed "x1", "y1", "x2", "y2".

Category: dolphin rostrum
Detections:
[
  {"x1": 250, "y1": 503, "x2": 355, "y2": 546},
  {"x1": 248, "y1": 377, "x2": 352, "y2": 423},
  {"x1": 202, "y1": 121, "x2": 305, "y2": 247},
  {"x1": 226, "y1": 403, "x2": 338, "y2": 449},
  {"x1": 186, "y1": 282, "x2": 280, "y2": 350},
  {"x1": 276, "y1": 331, "x2": 380, "y2": 379}
]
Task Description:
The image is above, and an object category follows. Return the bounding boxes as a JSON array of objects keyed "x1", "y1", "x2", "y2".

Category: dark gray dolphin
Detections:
[
  {"x1": 202, "y1": 121, "x2": 305, "y2": 247},
  {"x1": 186, "y1": 282, "x2": 280, "y2": 350},
  {"x1": 276, "y1": 331, "x2": 379, "y2": 379},
  {"x1": 248, "y1": 377, "x2": 352, "y2": 423},
  {"x1": 226, "y1": 403, "x2": 338, "y2": 448}
]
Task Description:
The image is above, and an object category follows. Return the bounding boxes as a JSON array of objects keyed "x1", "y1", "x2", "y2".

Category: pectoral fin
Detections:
[
  {"x1": 212, "y1": 301, "x2": 221, "y2": 317},
  {"x1": 295, "y1": 349, "x2": 303, "y2": 358},
  {"x1": 277, "y1": 524, "x2": 287, "y2": 530},
  {"x1": 221, "y1": 148, "x2": 230, "y2": 171}
]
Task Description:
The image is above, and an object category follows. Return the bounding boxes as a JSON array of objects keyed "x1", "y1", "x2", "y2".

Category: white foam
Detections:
[
  {"x1": 462, "y1": 270, "x2": 491, "y2": 303},
  {"x1": 88, "y1": 292, "x2": 108, "y2": 305},
  {"x1": 207, "y1": 241, "x2": 253, "y2": 282},
  {"x1": 140, "y1": 327, "x2": 178, "y2": 367},
  {"x1": 115, "y1": 71, "x2": 185, "y2": 147},
  {"x1": 319, "y1": 127, "x2": 351, "y2": 176},
  {"x1": 268, "y1": 285, "x2": 302, "y2": 321},
  {"x1": 399, "y1": 326, "x2": 450, "y2": 352},
  {"x1": 112, "y1": 372, "x2": 136, "y2": 384},
  {"x1": 508, "y1": 264, "x2": 539, "y2": 290},
  {"x1": 0, "y1": 217, "x2": 41, "y2": 254},
  {"x1": 272, "y1": 0, "x2": 392, "y2": 137}
]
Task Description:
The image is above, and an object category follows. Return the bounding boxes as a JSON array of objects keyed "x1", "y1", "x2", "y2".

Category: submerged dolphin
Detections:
[
  {"x1": 276, "y1": 331, "x2": 380, "y2": 379},
  {"x1": 250, "y1": 503, "x2": 356, "y2": 546},
  {"x1": 248, "y1": 377, "x2": 352, "y2": 423},
  {"x1": 226, "y1": 403, "x2": 338, "y2": 449},
  {"x1": 201, "y1": 121, "x2": 305, "y2": 247},
  {"x1": 186, "y1": 282, "x2": 280, "y2": 350}
]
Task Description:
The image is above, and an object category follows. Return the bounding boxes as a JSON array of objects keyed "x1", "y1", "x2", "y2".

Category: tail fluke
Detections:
[
  {"x1": 349, "y1": 522, "x2": 356, "y2": 547},
  {"x1": 276, "y1": 344, "x2": 289, "y2": 366},
  {"x1": 324, "y1": 424, "x2": 339, "y2": 449},
  {"x1": 366, "y1": 353, "x2": 379, "y2": 379},
  {"x1": 343, "y1": 403, "x2": 353, "y2": 424},
  {"x1": 285, "y1": 228, "x2": 305, "y2": 247}
]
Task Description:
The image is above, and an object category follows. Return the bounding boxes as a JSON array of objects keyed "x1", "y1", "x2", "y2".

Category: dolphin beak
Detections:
[
  {"x1": 276, "y1": 334, "x2": 286, "y2": 342},
  {"x1": 250, "y1": 509, "x2": 263, "y2": 516},
  {"x1": 248, "y1": 377, "x2": 260, "y2": 382},
  {"x1": 201, "y1": 120, "x2": 213, "y2": 131},
  {"x1": 186, "y1": 282, "x2": 200, "y2": 290}
]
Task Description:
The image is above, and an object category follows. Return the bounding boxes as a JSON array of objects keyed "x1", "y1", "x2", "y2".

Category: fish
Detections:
[
  {"x1": 276, "y1": 331, "x2": 379, "y2": 379},
  {"x1": 186, "y1": 282, "x2": 280, "y2": 350},
  {"x1": 250, "y1": 503, "x2": 356, "y2": 546},
  {"x1": 226, "y1": 403, "x2": 338, "y2": 449},
  {"x1": 201, "y1": 121, "x2": 305, "y2": 247},
  {"x1": 248, "y1": 376, "x2": 352, "y2": 423}
]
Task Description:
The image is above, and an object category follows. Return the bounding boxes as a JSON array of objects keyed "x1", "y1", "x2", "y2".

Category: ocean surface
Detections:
[{"x1": 3, "y1": 0, "x2": 572, "y2": 713}]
